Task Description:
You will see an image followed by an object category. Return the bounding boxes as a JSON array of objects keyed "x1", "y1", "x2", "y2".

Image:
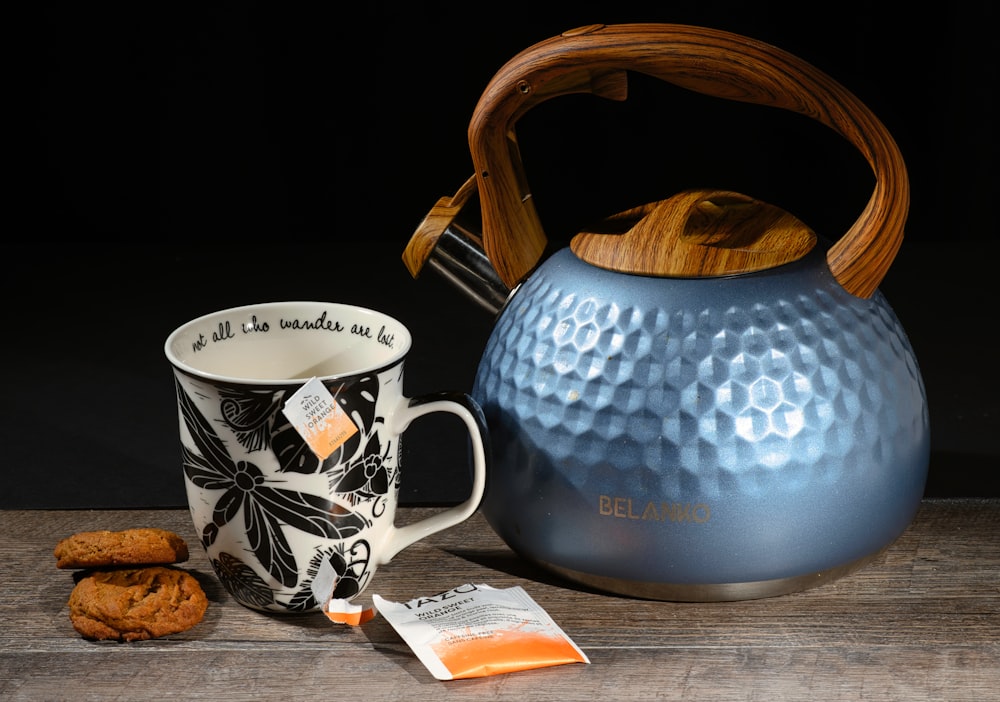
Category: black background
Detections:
[{"x1": 10, "y1": 3, "x2": 998, "y2": 509}]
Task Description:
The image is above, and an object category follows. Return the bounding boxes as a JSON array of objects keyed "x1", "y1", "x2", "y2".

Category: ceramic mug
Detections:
[{"x1": 164, "y1": 301, "x2": 488, "y2": 613}]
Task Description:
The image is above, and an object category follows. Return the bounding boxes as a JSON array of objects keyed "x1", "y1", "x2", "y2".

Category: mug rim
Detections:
[{"x1": 164, "y1": 300, "x2": 412, "y2": 385}]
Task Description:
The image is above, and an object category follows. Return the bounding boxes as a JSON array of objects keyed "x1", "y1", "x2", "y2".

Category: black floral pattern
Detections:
[
  {"x1": 212, "y1": 551, "x2": 276, "y2": 609},
  {"x1": 219, "y1": 387, "x2": 282, "y2": 452},
  {"x1": 329, "y1": 431, "x2": 393, "y2": 507},
  {"x1": 174, "y1": 372, "x2": 395, "y2": 608}
]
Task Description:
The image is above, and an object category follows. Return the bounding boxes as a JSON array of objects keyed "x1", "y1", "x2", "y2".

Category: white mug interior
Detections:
[{"x1": 165, "y1": 301, "x2": 412, "y2": 383}]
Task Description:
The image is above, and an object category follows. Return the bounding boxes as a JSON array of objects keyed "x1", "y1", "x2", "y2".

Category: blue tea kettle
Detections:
[{"x1": 403, "y1": 24, "x2": 929, "y2": 600}]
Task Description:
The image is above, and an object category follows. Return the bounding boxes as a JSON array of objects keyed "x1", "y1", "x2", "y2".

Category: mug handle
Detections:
[{"x1": 378, "y1": 392, "x2": 489, "y2": 561}]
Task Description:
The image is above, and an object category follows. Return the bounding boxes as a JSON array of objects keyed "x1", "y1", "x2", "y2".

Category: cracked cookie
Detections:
[{"x1": 67, "y1": 566, "x2": 208, "y2": 641}]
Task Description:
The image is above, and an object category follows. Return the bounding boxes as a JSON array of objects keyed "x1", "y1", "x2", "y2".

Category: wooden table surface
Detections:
[{"x1": 2, "y1": 500, "x2": 998, "y2": 701}]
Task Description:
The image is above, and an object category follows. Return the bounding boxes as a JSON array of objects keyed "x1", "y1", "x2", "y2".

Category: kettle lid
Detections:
[{"x1": 570, "y1": 189, "x2": 817, "y2": 277}]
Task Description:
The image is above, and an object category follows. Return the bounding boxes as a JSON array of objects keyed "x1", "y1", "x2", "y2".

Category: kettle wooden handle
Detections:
[{"x1": 470, "y1": 23, "x2": 909, "y2": 297}]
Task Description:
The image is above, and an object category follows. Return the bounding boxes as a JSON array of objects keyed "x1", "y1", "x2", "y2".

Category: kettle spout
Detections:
[{"x1": 403, "y1": 176, "x2": 511, "y2": 315}]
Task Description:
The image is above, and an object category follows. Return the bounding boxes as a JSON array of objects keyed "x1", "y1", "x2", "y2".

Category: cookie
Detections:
[
  {"x1": 54, "y1": 528, "x2": 189, "y2": 569},
  {"x1": 67, "y1": 566, "x2": 208, "y2": 641}
]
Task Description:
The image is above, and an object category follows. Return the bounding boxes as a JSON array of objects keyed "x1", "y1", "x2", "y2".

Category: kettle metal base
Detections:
[{"x1": 538, "y1": 548, "x2": 887, "y2": 602}]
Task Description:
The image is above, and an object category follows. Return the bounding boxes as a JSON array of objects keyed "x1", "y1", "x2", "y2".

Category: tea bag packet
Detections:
[{"x1": 373, "y1": 583, "x2": 590, "y2": 680}]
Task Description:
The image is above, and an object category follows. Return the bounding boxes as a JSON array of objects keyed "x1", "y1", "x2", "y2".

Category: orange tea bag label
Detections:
[
  {"x1": 311, "y1": 555, "x2": 376, "y2": 626},
  {"x1": 324, "y1": 598, "x2": 377, "y2": 626},
  {"x1": 373, "y1": 583, "x2": 590, "y2": 680},
  {"x1": 282, "y1": 377, "x2": 358, "y2": 460}
]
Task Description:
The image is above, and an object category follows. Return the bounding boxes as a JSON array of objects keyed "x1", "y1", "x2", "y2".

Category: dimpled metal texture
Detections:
[{"x1": 473, "y1": 246, "x2": 930, "y2": 597}]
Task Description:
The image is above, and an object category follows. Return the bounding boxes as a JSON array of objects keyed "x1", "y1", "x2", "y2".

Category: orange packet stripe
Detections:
[{"x1": 434, "y1": 629, "x2": 588, "y2": 679}]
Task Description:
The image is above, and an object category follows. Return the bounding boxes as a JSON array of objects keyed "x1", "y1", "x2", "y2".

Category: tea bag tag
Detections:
[
  {"x1": 282, "y1": 376, "x2": 358, "y2": 460},
  {"x1": 312, "y1": 556, "x2": 376, "y2": 626}
]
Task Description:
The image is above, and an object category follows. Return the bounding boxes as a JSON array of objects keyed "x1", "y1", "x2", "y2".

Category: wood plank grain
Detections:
[{"x1": 1, "y1": 500, "x2": 997, "y2": 701}]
